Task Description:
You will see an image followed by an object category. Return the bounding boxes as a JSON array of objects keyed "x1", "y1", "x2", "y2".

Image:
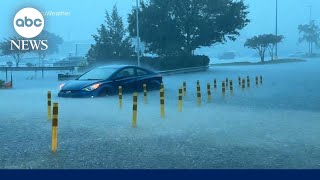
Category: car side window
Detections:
[
  {"x1": 137, "y1": 69, "x2": 149, "y2": 76},
  {"x1": 115, "y1": 68, "x2": 136, "y2": 79}
]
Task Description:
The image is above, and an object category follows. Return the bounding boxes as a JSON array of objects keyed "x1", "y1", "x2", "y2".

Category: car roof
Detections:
[
  {"x1": 98, "y1": 65, "x2": 137, "y2": 69},
  {"x1": 97, "y1": 65, "x2": 156, "y2": 74}
]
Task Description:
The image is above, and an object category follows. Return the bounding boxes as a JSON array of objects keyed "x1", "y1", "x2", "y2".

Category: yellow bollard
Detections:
[
  {"x1": 222, "y1": 81, "x2": 226, "y2": 96},
  {"x1": 197, "y1": 81, "x2": 201, "y2": 106},
  {"x1": 242, "y1": 79, "x2": 246, "y2": 90},
  {"x1": 247, "y1": 76, "x2": 250, "y2": 88},
  {"x1": 214, "y1": 79, "x2": 217, "y2": 92},
  {"x1": 51, "y1": 103, "x2": 58, "y2": 153},
  {"x1": 183, "y1": 81, "x2": 187, "y2": 96},
  {"x1": 160, "y1": 83, "x2": 164, "y2": 91},
  {"x1": 238, "y1": 77, "x2": 241, "y2": 86},
  {"x1": 178, "y1": 87, "x2": 183, "y2": 112},
  {"x1": 260, "y1": 75, "x2": 263, "y2": 84},
  {"x1": 118, "y1": 86, "x2": 123, "y2": 109},
  {"x1": 256, "y1": 76, "x2": 259, "y2": 86},
  {"x1": 47, "y1": 91, "x2": 52, "y2": 120},
  {"x1": 132, "y1": 93, "x2": 138, "y2": 128},
  {"x1": 143, "y1": 84, "x2": 147, "y2": 104},
  {"x1": 230, "y1": 80, "x2": 233, "y2": 95},
  {"x1": 207, "y1": 83, "x2": 212, "y2": 102},
  {"x1": 160, "y1": 88, "x2": 165, "y2": 118}
]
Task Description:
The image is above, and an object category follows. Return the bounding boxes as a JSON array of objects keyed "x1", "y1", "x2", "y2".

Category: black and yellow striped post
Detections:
[
  {"x1": 238, "y1": 77, "x2": 241, "y2": 86},
  {"x1": 118, "y1": 86, "x2": 123, "y2": 109},
  {"x1": 178, "y1": 87, "x2": 183, "y2": 112},
  {"x1": 10, "y1": 72, "x2": 13, "y2": 88},
  {"x1": 51, "y1": 103, "x2": 59, "y2": 153},
  {"x1": 132, "y1": 93, "x2": 138, "y2": 128},
  {"x1": 196, "y1": 81, "x2": 201, "y2": 106},
  {"x1": 242, "y1": 79, "x2": 245, "y2": 90},
  {"x1": 214, "y1": 79, "x2": 217, "y2": 92},
  {"x1": 47, "y1": 91, "x2": 52, "y2": 120},
  {"x1": 160, "y1": 83, "x2": 164, "y2": 91},
  {"x1": 160, "y1": 88, "x2": 165, "y2": 118},
  {"x1": 222, "y1": 81, "x2": 226, "y2": 96},
  {"x1": 256, "y1": 76, "x2": 259, "y2": 86},
  {"x1": 247, "y1": 76, "x2": 250, "y2": 88},
  {"x1": 260, "y1": 75, "x2": 263, "y2": 84},
  {"x1": 230, "y1": 80, "x2": 234, "y2": 95},
  {"x1": 143, "y1": 84, "x2": 147, "y2": 104},
  {"x1": 207, "y1": 83, "x2": 212, "y2": 102},
  {"x1": 183, "y1": 81, "x2": 187, "y2": 96}
]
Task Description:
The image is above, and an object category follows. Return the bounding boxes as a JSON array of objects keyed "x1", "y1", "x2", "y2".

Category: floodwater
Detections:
[{"x1": 0, "y1": 59, "x2": 320, "y2": 168}]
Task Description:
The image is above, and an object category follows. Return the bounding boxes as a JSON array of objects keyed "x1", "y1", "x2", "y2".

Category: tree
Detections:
[
  {"x1": 34, "y1": 30, "x2": 63, "y2": 66},
  {"x1": 245, "y1": 34, "x2": 284, "y2": 62},
  {"x1": 87, "y1": 5, "x2": 134, "y2": 63},
  {"x1": 298, "y1": 21, "x2": 320, "y2": 56},
  {"x1": 244, "y1": 35, "x2": 269, "y2": 62},
  {"x1": 128, "y1": 0, "x2": 249, "y2": 56},
  {"x1": 265, "y1": 34, "x2": 283, "y2": 61},
  {"x1": 0, "y1": 37, "x2": 31, "y2": 67}
]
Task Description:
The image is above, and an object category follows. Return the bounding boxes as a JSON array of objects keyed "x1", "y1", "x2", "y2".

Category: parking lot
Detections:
[{"x1": 0, "y1": 59, "x2": 320, "y2": 169}]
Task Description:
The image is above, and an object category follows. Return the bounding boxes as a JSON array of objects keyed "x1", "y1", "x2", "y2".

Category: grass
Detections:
[{"x1": 212, "y1": 59, "x2": 306, "y2": 66}]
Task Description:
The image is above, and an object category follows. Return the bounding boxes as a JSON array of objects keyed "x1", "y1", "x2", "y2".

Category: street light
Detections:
[
  {"x1": 275, "y1": 0, "x2": 278, "y2": 60},
  {"x1": 308, "y1": 5, "x2": 312, "y2": 23},
  {"x1": 136, "y1": 0, "x2": 141, "y2": 66}
]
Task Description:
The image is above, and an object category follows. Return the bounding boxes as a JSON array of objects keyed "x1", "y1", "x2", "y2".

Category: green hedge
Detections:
[
  {"x1": 0, "y1": 80, "x2": 4, "y2": 88},
  {"x1": 84, "y1": 55, "x2": 210, "y2": 72},
  {"x1": 141, "y1": 55, "x2": 210, "y2": 70}
]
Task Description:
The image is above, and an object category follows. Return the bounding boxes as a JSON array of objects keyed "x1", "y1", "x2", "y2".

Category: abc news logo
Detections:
[
  {"x1": 11, "y1": 7, "x2": 48, "y2": 51},
  {"x1": 16, "y1": 16, "x2": 43, "y2": 28}
]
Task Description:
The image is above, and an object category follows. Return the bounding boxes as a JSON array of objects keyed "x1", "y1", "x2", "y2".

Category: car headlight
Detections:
[
  {"x1": 59, "y1": 83, "x2": 65, "y2": 90},
  {"x1": 82, "y1": 83, "x2": 101, "y2": 92}
]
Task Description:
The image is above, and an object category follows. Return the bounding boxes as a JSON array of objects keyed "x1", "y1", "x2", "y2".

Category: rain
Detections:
[{"x1": 0, "y1": 0, "x2": 320, "y2": 169}]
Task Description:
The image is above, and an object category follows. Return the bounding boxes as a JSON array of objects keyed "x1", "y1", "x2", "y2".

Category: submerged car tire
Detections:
[
  {"x1": 150, "y1": 80, "x2": 162, "y2": 90},
  {"x1": 98, "y1": 88, "x2": 111, "y2": 97}
]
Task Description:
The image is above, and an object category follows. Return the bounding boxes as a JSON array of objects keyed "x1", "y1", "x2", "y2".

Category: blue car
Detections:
[{"x1": 58, "y1": 65, "x2": 163, "y2": 98}]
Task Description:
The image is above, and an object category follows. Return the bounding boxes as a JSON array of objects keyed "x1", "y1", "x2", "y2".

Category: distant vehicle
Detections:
[
  {"x1": 6, "y1": 61, "x2": 13, "y2": 67},
  {"x1": 53, "y1": 56, "x2": 86, "y2": 67},
  {"x1": 288, "y1": 52, "x2": 307, "y2": 58},
  {"x1": 219, "y1": 52, "x2": 236, "y2": 60},
  {"x1": 58, "y1": 65, "x2": 163, "y2": 98}
]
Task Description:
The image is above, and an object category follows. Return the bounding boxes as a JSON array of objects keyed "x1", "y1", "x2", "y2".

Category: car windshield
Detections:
[{"x1": 78, "y1": 67, "x2": 117, "y2": 80}]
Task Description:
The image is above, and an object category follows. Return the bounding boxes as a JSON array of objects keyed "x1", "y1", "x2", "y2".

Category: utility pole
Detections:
[
  {"x1": 309, "y1": 5, "x2": 312, "y2": 55},
  {"x1": 309, "y1": 5, "x2": 312, "y2": 23},
  {"x1": 75, "y1": 44, "x2": 78, "y2": 57},
  {"x1": 275, "y1": 0, "x2": 278, "y2": 60},
  {"x1": 136, "y1": 0, "x2": 141, "y2": 66}
]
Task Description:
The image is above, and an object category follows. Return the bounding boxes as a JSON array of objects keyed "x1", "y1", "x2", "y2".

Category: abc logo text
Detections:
[{"x1": 11, "y1": 7, "x2": 48, "y2": 51}]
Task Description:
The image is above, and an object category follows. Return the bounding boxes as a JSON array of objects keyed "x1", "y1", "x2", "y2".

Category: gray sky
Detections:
[{"x1": 0, "y1": 0, "x2": 320, "y2": 55}]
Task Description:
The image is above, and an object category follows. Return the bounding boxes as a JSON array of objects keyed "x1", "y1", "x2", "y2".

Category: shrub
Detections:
[
  {"x1": 0, "y1": 80, "x2": 4, "y2": 88},
  {"x1": 86, "y1": 55, "x2": 210, "y2": 71},
  {"x1": 141, "y1": 55, "x2": 210, "y2": 70}
]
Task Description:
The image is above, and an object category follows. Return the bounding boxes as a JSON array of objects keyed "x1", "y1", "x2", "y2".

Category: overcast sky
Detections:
[{"x1": 0, "y1": 0, "x2": 319, "y2": 55}]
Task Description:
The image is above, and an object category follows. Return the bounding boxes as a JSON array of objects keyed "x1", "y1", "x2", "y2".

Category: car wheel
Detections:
[
  {"x1": 150, "y1": 80, "x2": 161, "y2": 90},
  {"x1": 99, "y1": 88, "x2": 110, "y2": 97}
]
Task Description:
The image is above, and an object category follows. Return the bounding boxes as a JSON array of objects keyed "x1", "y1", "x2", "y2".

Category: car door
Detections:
[
  {"x1": 112, "y1": 67, "x2": 137, "y2": 93},
  {"x1": 135, "y1": 68, "x2": 151, "y2": 91}
]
